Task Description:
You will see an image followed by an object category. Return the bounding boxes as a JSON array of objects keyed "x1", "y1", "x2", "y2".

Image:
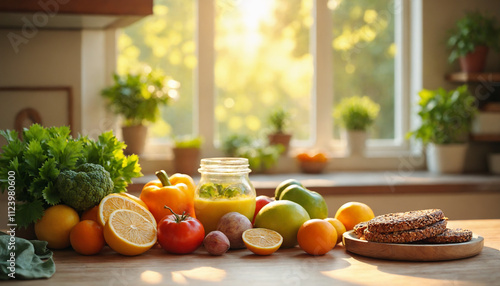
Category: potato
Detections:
[
  {"x1": 217, "y1": 212, "x2": 253, "y2": 249},
  {"x1": 204, "y1": 231, "x2": 230, "y2": 255}
]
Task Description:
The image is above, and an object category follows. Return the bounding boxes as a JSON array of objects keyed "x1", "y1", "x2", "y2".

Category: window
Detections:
[{"x1": 118, "y1": 0, "x2": 410, "y2": 163}]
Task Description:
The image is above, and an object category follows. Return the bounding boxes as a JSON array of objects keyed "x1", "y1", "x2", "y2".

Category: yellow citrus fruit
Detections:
[
  {"x1": 324, "y1": 218, "x2": 346, "y2": 244},
  {"x1": 103, "y1": 209, "x2": 157, "y2": 256},
  {"x1": 34, "y1": 205, "x2": 80, "y2": 249},
  {"x1": 334, "y1": 202, "x2": 375, "y2": 231},
  {"x1": 242, "y1": 228, "x2": 283, "y2": 256},
  {"x1": 98, "y1": 194, "x2": 156, "y2": 228},
  {"x1": 118, "y1": 192, "x2": 149, "y2": 210}
]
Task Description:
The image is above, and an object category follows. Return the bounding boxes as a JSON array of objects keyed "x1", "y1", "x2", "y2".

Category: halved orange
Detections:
[
  {"x1": 118, "y1": 192, "x2": 149, "y2": 210},
  {"x1": 242, "y1": 228, "x2": 283, "y2": 256},
  {"x1": 98, "y1": 194, "x2": 156, "y2": 228},
  {"x1": 103, "y1": 209, "x2": 157, "y2": 256}
]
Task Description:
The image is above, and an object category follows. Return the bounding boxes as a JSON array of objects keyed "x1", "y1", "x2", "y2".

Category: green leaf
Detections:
[
  {"x1": 0, "y1": 129, "x2": 19, "y2": 143},
  {"x1": 23, "y1": 124, "x2": 48, "y2": 143},
  {"x1": 39, "y1": 157, "x2": 60, "y2": 181},
  {"x1": 42, "y1": 182, "x2": 60, "y2": 205},
  {"x1": 23, "y1": 140, "x2": 47, "y2": 176},
  {"x1": 17, "y1": 199, "x2": 45, "y2": 227},
  {"x1": 46, "y1": 137, "x2": 83, "y2": 170}
]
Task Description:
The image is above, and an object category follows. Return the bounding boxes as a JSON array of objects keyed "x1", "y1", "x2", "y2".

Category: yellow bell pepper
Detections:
[{"x1": 140, "y1": 170, "x2": 196, "y2": 223}]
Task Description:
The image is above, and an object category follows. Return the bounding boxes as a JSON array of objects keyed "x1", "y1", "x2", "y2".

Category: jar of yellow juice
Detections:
[{"x1": 194, "y1": 158, "x2": 256, "y2": 233}]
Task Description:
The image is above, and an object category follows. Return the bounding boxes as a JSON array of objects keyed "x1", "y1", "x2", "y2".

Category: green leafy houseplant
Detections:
[
  {"x1": 0, "y1": 124, "x2": 142, "y2": 227},
  {"x1": 333, "y1": 96, "x2": 380, "y2": 131},
  {"x1": 447, "y1": 11, "x2": 500, "y2": 64},
  {"x1": 268, "y1": 107, "x2": 291, "y2": 134},
  {"x1": 221, "y1": 134, "x2": 284, "y2": 173},
  {"x1": 407, "y1": 85, "x2": 477, "y2": 144},
  {"x1": 174, "y1": 135, "x2": 203, "y2": 149},
  {"x1": 101, "y1": 69, "x2": 175, "y2": 127}
]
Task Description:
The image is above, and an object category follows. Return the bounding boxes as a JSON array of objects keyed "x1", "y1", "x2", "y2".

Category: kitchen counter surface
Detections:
[{"x1": 10, "y1": 219, "x2": 500, "y2": 285}]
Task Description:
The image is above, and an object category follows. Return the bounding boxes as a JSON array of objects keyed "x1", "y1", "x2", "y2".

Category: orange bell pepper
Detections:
[{"x1": 140, "y1": 170, "x2": 196, "y2": 223}]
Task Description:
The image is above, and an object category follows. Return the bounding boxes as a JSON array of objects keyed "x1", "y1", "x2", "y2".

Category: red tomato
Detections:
[
  {"x1": 252, "y1": 195, "x2": 274, "y2": 225},
  {"x1": 157, "y1": 206, "x2": 205, "y2": 254}
]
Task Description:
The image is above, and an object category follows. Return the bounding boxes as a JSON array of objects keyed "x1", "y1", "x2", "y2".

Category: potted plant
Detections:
[
  {"x1": 172, "y1": 135, "x2": 203, "y2": 176},
  {"x1": 221, "y1": 134, "x2": 284, "y2": 173},
  {"x1": 267, "y1": 107, "x2": 292, "y2": 154},
  {"x1": 447, "y1": 11, "x2": 500, "y2": 72},
  {"x1": 333, "y1": 96, "x2": 380, "y2": 157},
  {"x1": 407, "y1": 85, "x2": 477, "y2": 174},
  {"x1": 101, "y1": 68, "x2": 176, "y2": 155}
]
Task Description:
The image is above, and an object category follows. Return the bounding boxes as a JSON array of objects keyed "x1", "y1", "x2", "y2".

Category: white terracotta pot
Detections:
[
  {"x1": 345, "y1": 130, "x2": 367, "y2": 157},
  {"x1": 426, "y1": 143, "x2": 468, "y2": 174}
]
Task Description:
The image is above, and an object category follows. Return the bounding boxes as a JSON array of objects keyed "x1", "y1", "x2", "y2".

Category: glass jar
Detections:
[{"x1": 194, "y1": 157, "x2": 256, "y2": 233}]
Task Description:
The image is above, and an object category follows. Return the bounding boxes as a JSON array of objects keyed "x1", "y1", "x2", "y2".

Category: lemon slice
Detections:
[
  {"x1": 103, "y1": 209, "x2": 157, "y2": 256},
  {"x1": 98, "y1": 193, "x2": 156, "y2": 228},
  {"x1": 242, "y1": 228, "x2": 283, "y2": 255}
]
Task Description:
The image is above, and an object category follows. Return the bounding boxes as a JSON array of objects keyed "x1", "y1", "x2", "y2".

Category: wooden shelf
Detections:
[
  {"x1": 470, "y1": 134, "x2": 500, "y2": 142},
  {"x1": 445, "y1": 72, "x2": 500, "y2": 83},
  {"x1": 0, "y1": 0, "x2": 153, "y2": 29}
]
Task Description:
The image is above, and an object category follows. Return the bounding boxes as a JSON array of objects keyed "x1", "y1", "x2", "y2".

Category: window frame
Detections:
[{"x1": 143, "y1": 0, "x2": 420, "y2": 172}]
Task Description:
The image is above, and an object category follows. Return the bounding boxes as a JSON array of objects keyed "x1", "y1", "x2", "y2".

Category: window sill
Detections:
[{"x1": 128, "y1": 170, "x2": 500, "y2": 197}]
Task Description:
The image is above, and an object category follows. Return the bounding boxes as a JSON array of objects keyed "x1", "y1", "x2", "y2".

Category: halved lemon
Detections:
[
  {"x1": 242, "y1": 228, "x2": 283, "y2": 256},
  {"x1": 103, "y1": 209, "x2": 157, "y2": 256},
  {"x1": 118, "y1": 192, "x2": 149, "y2": 210},
  {"x1": 98, "y1": 193, "x2": 156, "y2": 228}
]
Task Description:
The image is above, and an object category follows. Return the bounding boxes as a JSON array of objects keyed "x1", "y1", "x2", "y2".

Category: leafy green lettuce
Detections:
[{"x1": 0, "y1": 124, "x2": 142, "y2": 227}]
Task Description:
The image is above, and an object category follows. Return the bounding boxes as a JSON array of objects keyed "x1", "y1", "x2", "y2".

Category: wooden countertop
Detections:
[{"x1": 12, "y1": 219, "x2": 500, "y2": 285}]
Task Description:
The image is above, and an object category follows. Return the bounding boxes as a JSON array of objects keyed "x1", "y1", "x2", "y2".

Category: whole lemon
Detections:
[
  {"x1": 334, "y1": 202, "x2": 374, "y2": 231},
  {"x1": 254, "y1": 200, "x2": 310, "y2": 248},
  {"x1": 35, "y1": 205, "x2": 80, "y2": 249}
]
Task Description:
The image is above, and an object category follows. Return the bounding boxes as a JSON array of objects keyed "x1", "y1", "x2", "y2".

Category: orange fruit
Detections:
[
  {"x1": 98, "y1": 194, "x2": 156, "y2": 228},
  {"x1": 312, "y1": 153, "x2": 328, "y2": 162},
  {"x1": 296, "y1": 152, "x2": 312, "y2": 162},
  {"x1": 334, "y1": 202, "x2": 375, "y2": 231},
  {"x1": 324, "y1": 217, "x2": 346, "y2": 244},
  {"x1": 242, "y1": 228, "x2": 283, "y2": 256},
  {"x1": 118, "y1": 192, "x2": 149, "y2": 210},
  {"x1": 103, "y1": 209, "x2": 157, "y2": 256},
  {"x1": 34, "y1": 205, "x2": 80, "y2": 249},
  {"x1": 70, "y1": 220, "x2": 105, "y2": 255},
  {"x1": 297, "y1": 219, "x2": 337, "y2": 255},
  {"x1": 81, "y1": 205, "x2": 99, "y2": 222}
]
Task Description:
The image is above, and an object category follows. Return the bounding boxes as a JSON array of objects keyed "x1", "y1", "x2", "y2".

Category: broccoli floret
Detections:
[{"x1": 56, "y1": 163, "x2": 114, "y2": 211}]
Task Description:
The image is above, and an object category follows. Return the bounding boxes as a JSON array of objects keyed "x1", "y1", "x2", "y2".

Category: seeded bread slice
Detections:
[
  {"x1": 367, "y1": 209, "x2": 445, "y2": 233},
  {"x1": 364, "y1": 219, "x2": 447, "y2": 243},
  {"x1": 421, "y1": 228, "x2": 473, "y2": 244}
]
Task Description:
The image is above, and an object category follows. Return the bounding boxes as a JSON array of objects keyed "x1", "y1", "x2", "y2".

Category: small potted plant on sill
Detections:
[
  {"x1": 172, "y1": 135, "x2": 203, "y2": 176},
  {"x1": 333, "y1": 96, "x2": 380, "y2": 157},
  {"x1": 447, "y1": 11, "x2": 500, "y2": 73},
  {"x1": 221, "y1": 134, "x2": 284, "y2": 173},
  {"x1": 101, "y1": 68, "x2": 177, "y2": 155},
  {"x1": 407, "y1": 85, "x2": 477, "y2": 174},
  {"x1": 267, "y1": 107, "x2": 292, "y2": 154}
]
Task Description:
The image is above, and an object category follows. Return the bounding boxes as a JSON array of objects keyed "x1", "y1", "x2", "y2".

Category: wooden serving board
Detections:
[{"x1": 342, "y1": 230, "x2": 484, "y2": 262}]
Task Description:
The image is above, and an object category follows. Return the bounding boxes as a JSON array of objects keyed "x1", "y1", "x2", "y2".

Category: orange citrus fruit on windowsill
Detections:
[
  {"x1": 242, "y1": 228, "x2": 283, "y2": 256},
  {"x1": 103, "y1": 209, "x2": 157, "y2": 256}
]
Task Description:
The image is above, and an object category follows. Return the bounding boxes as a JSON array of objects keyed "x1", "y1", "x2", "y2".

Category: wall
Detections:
[{"x1": 0, "y1": 28, "x2": 116, "y2": 142}]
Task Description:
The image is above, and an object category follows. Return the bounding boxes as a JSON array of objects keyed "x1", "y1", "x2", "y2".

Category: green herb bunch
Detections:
[
  {"x1": 407, "y1": 85, "x2": 477, "y2": 144},
  {"x1": 0, "y1": 124, "x2": 143, "y2": 227},
  {"x1": 333, "y1": 96, "x2": 380, "y2": 131},
  {"x1": 101, "y1": 69, "x2": 177, "y2": 127},
  {"x1": 447, "y1": 11, "x2": 500, "y2": 63}
]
